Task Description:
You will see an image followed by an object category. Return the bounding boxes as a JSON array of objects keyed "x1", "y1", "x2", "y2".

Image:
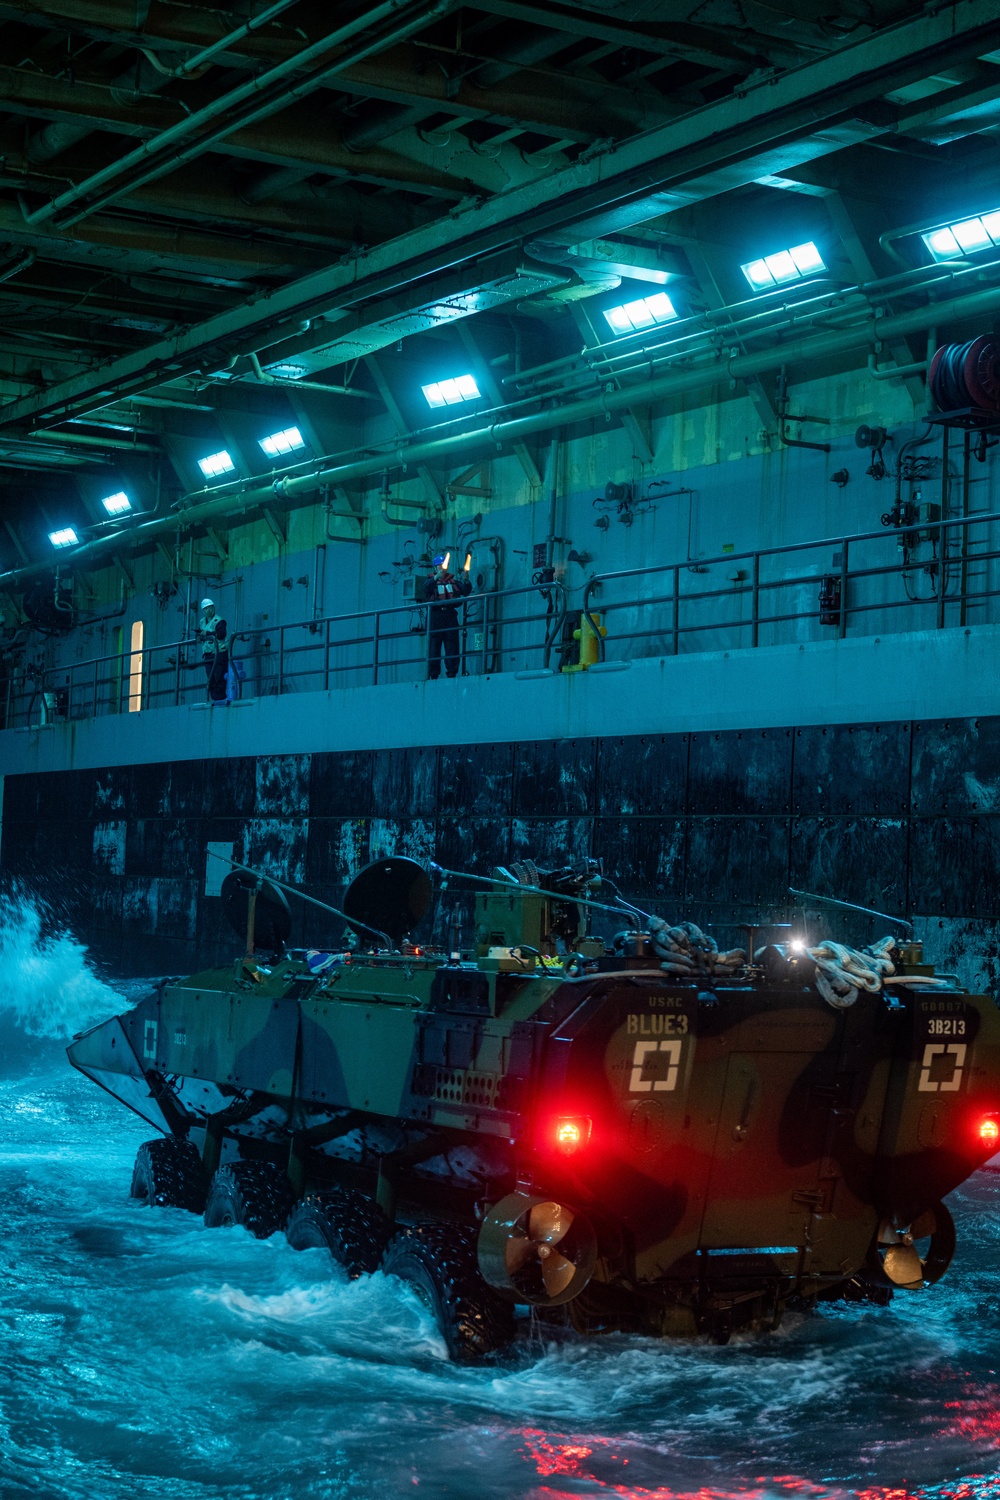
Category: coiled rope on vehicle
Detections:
[
  {"x1": 648, "y1": 919, "x2": 746, "y2": 977},
  {"x1": 804, "y1": 935, "x2": 897, "y2": 1009}
]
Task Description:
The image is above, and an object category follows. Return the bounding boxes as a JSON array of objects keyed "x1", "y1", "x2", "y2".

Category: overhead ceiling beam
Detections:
[
  {"x1": 22, "y1": 0, "x2": 458, "y2": 231},
  {"x1": 456, "y1": 323, "x2": 541, "y2": 487},
  {"x1": 0, "y1": 197, "x2": 323, "y2": 281},
  {"x1": 467, "y1": 0, "x2": 815, "y2": 69},
  {"x1": 365, "y1": 354, "x2": 445, "y2": 509},
  {"x1": 4, "y1": 0, "x2": 999, "y2": 431},
  {"x1": 0, "y1": 65, "x2": 472, "y2": 199}
]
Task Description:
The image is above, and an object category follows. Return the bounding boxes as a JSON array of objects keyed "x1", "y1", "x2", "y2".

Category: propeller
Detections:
[
  {"x1": 505, "y1": 1202, "x2": 578, "y2": 1299},
  {"x1": 878, "y1": 1203, "x2": 955, "y2": 1289},
  {"x1": 477, "y1": 1191, "x2": 598, "y2": 1306}
]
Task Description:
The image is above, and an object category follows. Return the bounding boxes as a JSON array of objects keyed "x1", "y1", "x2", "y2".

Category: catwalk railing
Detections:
[{"x1": 4, "y1": 508, "x2": 1000, "y2": 728}]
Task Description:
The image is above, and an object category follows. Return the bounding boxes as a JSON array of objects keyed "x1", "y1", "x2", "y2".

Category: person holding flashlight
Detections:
[{"x1": 421, "y1": 550, "x2": 472, "y2": 679}]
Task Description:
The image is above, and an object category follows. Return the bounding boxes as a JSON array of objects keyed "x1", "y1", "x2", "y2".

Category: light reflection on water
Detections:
[{"x1": 2, "y1": 1045, "x2": 1000, "y2": 1500}]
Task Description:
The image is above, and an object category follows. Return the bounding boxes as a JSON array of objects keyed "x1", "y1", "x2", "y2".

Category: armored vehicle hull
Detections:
[{"x1": 68, "y1": 859, "x2": 1000, "y2": 1356}]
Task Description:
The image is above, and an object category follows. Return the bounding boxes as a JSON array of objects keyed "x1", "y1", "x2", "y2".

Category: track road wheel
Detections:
[
  {"x1": 131, "y1": 1137, "x2": 207, "y2": 1213},
  {"x1": 286, "y1": 1189, "x2": 389, "y2": 1278},
  {"x1": 204, "y1": 1161, "x2": 296, "y2": 1239},
  {"x1": 381, "y1": 1224, "x2": 515, "y2": 1363}
]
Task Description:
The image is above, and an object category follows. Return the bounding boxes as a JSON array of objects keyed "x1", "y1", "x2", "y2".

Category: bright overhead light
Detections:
[
  {"x1": 101, "y1": 491, "x2": 131, "y2": 516},
  {"x1": 741, "y1": 240, "x2": 826, "y2": 291},
  {"x1": 603, "y1": 290, "x2": 677, "y2": 336},
  {"x1": 268, "y1": 363, "x2": 307, "y2": 380},
  {"x1": 197, "y1": 449, "x2": 236, "y2": 479},
  {"x1": 421, "y1": 374, "x2": 481, "y2": 408},
  {"x1": 259, "y1": 425, "x2": 306, "y2": 459},
  {"x1": 49, "y1": 527, "x2": 78, "y2": 548},
  {"x1": 922, "y1": 210, "x2": 1000, "y2": 262}
]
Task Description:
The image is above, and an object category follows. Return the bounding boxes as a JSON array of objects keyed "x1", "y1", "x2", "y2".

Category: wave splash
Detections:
[{"x1": 0, "y1": 892, "x2": 122, "y2": 1039}]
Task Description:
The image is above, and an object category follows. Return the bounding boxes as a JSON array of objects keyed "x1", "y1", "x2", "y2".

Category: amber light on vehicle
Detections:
[
  {"x1": 979, "y1": 1117, "x2": 1000, "y2": 1146},
  {"x1": 554, "y1": 1116, "x2": 592, "y2": 1154}
]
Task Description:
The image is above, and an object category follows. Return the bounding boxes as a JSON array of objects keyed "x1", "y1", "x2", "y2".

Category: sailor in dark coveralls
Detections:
[
  {"x1": 198, "y1": 597, "x2": 229, "y2": 703},
  {"x1": 420, "y1": 552, "x2": 471, "y2": 680}
]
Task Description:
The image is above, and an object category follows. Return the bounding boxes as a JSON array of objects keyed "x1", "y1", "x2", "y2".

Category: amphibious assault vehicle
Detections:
[{"x1": 68, "y1": 854, "x2": 1000, "y2": 1358}]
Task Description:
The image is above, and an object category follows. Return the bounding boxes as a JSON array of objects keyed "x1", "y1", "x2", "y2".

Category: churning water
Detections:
[{"x1": 2, "y1": 900, "x2": 1000, "y2": 1500}]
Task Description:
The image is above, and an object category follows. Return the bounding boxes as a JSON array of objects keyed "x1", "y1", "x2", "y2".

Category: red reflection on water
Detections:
[
  {"x1": 518, "y1": 1428, "x2": 1000, "y2": 1500},
  {"x1": 940, "y1": 1400, "x2": 1000, "y2": 1444},
  {"x1": 518, "y1": 1431, "x2": 842, "y2": 1499}
]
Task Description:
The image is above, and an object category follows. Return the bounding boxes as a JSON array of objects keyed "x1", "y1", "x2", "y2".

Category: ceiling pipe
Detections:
[
  {"x1": 23, "y1": 0, "x2": 457, "y2": 232},
  {"x1": 139, "y1": 0, "x2": 300, "y2": 79},
  {"x1": 246, "y1": 350, "x2": 379, "y2": 399},
  {"x1": 7, "y1": 0, "x2": 1000, "y2": 434},
  {"x1": 4, "y1": 273, "x2": 1000, "y2": 592}
]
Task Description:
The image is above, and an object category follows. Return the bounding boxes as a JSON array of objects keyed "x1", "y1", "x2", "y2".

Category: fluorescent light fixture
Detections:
[
  {"x1": 101, "y1": 491, "x2": 131, "y2": 516},
  {"x1": 197, "y1": 449, "x2": 236, "y2": 479},
  {"x1": 259, "y1": 425, "x2": 306, "y2": 459},
  {"x1": 421, "y1": 374, "x2": 481, "y2": 408},
  {"x1": 922, "y1": 210, "x2": 1000, "y2": 262},
  {"x1": 603, "y1": 291, "x2": 677, "y2": 336},
  {"x1": 49, "y1": 527, "x2": 78, "y2": 548},
  {"x1": 741, "y1": 240, "x2": 826, "y2": 291}
]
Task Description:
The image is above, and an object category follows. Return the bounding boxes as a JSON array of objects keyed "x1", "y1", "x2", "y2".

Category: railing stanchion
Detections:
[
  {"x1": 372, "y1": 611, "x2": 380, "y2": 685},
  {"x1": 672, "y1": 565, "x2": 680, "y2": 656},
  {"x1": 751, "y1": 551, "x2": 760, "y2": 648},
  {"x1": 839, "y1": 538, "x2": 849, "y2": 638}
]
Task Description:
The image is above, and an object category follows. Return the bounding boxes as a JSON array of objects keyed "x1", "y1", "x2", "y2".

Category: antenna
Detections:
[
  {"x1": 788, "y1": 887, "x2": 914, "y2": 936},
  {"x1": 427, "y1": 861, "x2": 651, "y2": 928}
]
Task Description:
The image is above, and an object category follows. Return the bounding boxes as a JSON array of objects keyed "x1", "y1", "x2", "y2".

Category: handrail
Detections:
[
  {"x1": 1, "y1": 577, "x2": 568, "y2": 728},
  {"x1": 582, "y1": 508, "x2": 1000, "y2": 663},
  {"x1": 4, "y1": 505, "x2": 1000, "y2": 730}
]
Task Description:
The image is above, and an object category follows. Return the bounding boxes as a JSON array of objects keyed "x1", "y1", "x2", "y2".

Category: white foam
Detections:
[{"x1": 0, "y1": 893, "x2": 122, "y2": 1039}]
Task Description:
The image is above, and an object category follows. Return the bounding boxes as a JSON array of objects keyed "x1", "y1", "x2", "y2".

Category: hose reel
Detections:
[
  {"x1": 478, "y1": 1192, "x2": 597, "y2": 1305},
  {"x1": 929, "y1": 337, "x2": 1000, "y2": 413},
  {"x1": 877, "y1": 1200, "x2": 955, "y2": 1289}
]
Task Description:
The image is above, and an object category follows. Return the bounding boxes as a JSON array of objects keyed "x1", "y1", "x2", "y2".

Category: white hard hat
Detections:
[{"x1": 200, "y1": 597, "x2": 214, "y2": 610}]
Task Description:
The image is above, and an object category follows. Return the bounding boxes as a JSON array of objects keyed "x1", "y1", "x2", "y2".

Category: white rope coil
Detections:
[{"x1": 804, "y1": 935, "x2": 897, "y2": 1009}]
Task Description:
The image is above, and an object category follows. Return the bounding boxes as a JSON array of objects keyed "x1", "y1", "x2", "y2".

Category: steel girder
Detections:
[{"x1": 3, "y1": 0, "x2": 1000, "y2": 433}]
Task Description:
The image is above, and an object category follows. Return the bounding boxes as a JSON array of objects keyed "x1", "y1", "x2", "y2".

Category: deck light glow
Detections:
[
  {"x1": 923, "y1": 211, "x2": 1000, "y2": 262},
  {"x1": 422, "y1": 374, "x2": 481, "y2": 408},
  {"x1": 197, "y1": 449, "x2": 236, "y2": 479},
  {"x1": 741, "y1": 241, "x2": 825, "y2": 291},
  {"x1": 603, "y1": 291, "x2": 676, "y2": 336},
  {"x1": 48, "y1": 527, "x2": 78, "y2": 548},
  {"x1": 101, "y1": 491, "x2": 131, "y2": 516},
  {"x1": 259, "y1": 425, "x2": 305, "y2": 458},
  {"x1": 980, "y1": 1117, "x2": 999, "y2": 1145}
]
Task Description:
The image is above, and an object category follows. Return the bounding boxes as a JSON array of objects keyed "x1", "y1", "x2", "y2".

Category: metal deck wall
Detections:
[{"x1": 3, "y1": 718, "x2": 1000, "y2": 995}]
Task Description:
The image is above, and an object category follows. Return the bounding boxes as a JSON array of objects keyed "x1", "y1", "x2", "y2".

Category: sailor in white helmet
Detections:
[{"x1": 198, "y1": 597, "x2": 229, "y2": 703}]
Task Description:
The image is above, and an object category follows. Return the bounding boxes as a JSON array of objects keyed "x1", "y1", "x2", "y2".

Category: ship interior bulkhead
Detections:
[{"x1": 5, "y1": 0, "x2": 1000, "y2": 1491}]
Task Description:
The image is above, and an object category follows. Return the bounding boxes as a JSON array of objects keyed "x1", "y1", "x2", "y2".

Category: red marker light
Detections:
[
  {"x1": 554, "y1": 1116, "x2": 592, "y2": 1154},
  {"x1": 980, "y1": 1117, "x2": 1000, "y2": 1146}
]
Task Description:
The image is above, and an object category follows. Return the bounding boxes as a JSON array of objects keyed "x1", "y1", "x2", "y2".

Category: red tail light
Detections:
[
  {"x1": 980, "y1": 1117, "x2": 999, "y2": 1146},
  {"x1": 554, "y1": 1116, "x2": 592, "y2": 1155}
]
